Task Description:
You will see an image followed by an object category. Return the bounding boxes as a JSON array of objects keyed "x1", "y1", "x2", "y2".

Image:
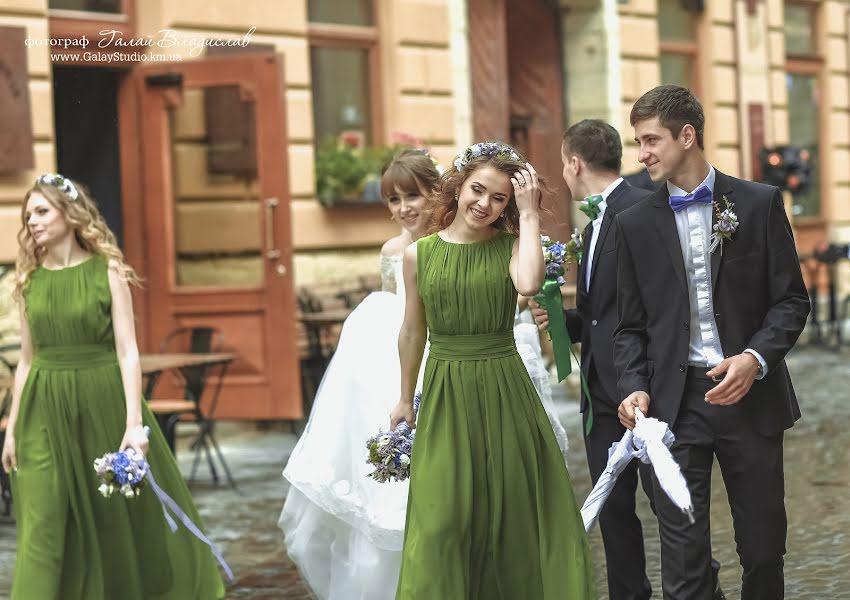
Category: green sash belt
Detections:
[
  {"x1": 32, "y1": 344, "x2": 117, "y2": 370},
  {"x1": 428, "y1": 331, "x2": 517, "y2": 361}
]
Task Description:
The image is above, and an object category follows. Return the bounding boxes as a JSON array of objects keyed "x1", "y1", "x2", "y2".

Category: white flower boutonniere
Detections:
[{"x1": 710, "y1": 195, "x2": 738, "y2": 255}]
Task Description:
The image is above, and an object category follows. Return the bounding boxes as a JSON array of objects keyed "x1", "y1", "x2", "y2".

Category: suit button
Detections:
[
  {"x1": 679, "y1": 363, "x2": 686, "y2": 372},
  {"x1": 684, "y1": 322, "x2": 689, "y2": 330},
  {"x1": 591, "y1": 319, "x2": 598, "y2": 326}
]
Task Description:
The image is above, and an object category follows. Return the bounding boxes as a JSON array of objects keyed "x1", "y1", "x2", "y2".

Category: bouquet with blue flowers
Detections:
[
  {"x1": 535, "y1": 232, "x2": 582, "y2": 383},
  {"x1": 366, "y1": 392, "x2": 420, "y2": 483},
  {"x1": 94, "y1": 447, "x2": 148, "y2": 498},
  {"x1": 92, "y1": 426, "x2": 234, "y2": 580}
]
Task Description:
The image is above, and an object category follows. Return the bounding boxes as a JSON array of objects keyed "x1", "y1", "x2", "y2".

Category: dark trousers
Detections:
[
  {"x1": 655, "y1": 368, "x2": 786, "y2": 600},
  {"x1": 585, "y1": 375, "x2": 655, "y2": 600}
]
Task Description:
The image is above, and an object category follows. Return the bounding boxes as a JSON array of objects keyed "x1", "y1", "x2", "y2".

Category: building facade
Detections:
[{"x1": 0, "y1": 0, "x2": 847, "y2": 415}]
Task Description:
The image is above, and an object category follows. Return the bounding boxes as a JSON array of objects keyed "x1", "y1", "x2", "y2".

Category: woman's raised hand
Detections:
[{"x1": 511, "y1": 162, "x2": 541, "y2": 216}]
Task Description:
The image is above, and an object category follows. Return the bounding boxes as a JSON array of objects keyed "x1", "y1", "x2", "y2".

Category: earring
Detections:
[{"x1": 500, "y1": 213, "x2": 505, "y2": 218}]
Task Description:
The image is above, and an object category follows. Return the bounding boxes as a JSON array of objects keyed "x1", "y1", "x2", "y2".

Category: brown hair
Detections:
[
  {"x1": 17, "y1": 178, "x2": 142, "y2": 298},
  {"x1": 630, "y1": 85, "x2": 705, "y2": 149},
  {"x1": 430, "y1": 143, "x2": 552, "y2": 234},
  {"x1": 562, "y1": 119, "x2": 622, "y2": 174},
  {"x1": 380, "y1": 149, "x2": 441, "y2": 200}
]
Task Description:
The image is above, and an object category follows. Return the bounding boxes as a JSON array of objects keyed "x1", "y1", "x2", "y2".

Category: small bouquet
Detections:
[
  {"x1": 535, "y1": 232, "x2": 583, "y2": 382},
  {"x1": 366, "y1": 392, "x2": 420, "y2": 483},
  {"x1": 94, "y1": 447, "x2": 149, "y2": 499},
  {"x1": 92, "y1": 427, "x2": 234, "y2": 580}
]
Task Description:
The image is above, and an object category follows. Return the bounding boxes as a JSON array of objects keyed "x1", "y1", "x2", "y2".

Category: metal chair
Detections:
[{"x1": 146, "y1": 327, "x2": 236, "y2": 488}]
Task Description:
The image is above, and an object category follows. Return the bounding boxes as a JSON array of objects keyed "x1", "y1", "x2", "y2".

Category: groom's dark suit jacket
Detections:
[
  {"x1": 566, "y1": 180, "x2": 651, "y2": 412},
  {"x1": 613, "y1": 170, "x2": 810, "y2": 435}
]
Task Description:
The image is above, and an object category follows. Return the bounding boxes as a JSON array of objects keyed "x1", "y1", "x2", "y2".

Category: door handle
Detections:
[{"x1": 265, "y1": 197, "x2": 281, "y2": 260}]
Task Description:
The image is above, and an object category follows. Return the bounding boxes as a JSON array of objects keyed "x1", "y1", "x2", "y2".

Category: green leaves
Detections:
[{"x1": 315, "y1": 137, "x2": 406, "y2": 206}]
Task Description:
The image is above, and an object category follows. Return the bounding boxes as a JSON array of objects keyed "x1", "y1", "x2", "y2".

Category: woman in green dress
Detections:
[
  {"x1": 1, "y1": 174, "x2": 226, "y2": 599},
  {"x1": 389, "y1": 143, "x2": 595, "y2": 599}
]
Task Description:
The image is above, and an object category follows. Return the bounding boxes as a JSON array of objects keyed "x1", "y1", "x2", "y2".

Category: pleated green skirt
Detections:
[{"x1": 395, "y1": 332, "x2": 595, "y2": 599}]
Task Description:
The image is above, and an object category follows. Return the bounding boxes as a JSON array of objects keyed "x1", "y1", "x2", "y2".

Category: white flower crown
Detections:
[{"x1": 36, "y1": 173, "x2": 79, "y2": 201}]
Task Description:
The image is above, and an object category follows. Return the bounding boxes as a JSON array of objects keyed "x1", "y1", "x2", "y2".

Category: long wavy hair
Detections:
[
  {"x1": 429, "y1": 144, "x2": 552, "y2": 235},
  {"x1": 16, "y1": 178, "x2": 142, "y2": 298}
]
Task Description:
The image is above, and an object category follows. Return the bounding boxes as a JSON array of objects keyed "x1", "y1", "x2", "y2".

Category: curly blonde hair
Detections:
[
  {"x1": 16, "y1": 177, "x2": 142, "y2": 298},
  {"x1": 430, "y1": 143, "x2": 553, "y2": 234}
]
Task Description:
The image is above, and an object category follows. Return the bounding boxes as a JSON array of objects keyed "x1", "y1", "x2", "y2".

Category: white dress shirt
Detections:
[
  {"x1": 667, "y1": 167, "x2": 767, "y2": 377},
  {"x1": 584, "y1": 177, "x2": 623, "y2": 292}
]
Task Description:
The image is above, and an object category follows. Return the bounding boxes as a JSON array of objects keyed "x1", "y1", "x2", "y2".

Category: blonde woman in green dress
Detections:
[
  {"x1": 1, "y1": 174, "x2": 225, "y2": 599},
  {"x1": 389, "y1": 143, "x2": 595, "y2": 599}
]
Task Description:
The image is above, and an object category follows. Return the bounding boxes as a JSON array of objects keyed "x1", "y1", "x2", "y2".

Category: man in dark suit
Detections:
[
  {"x1": 614, "y1": 86, "x2": 810, "y2": 600},
  {"x1": 532, "y1": 119, "x2": 658, "y2": 600}
]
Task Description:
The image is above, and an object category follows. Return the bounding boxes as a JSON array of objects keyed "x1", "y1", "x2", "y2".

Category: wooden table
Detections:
[
  {"x1": 141, "y1": 352, "x2": 236, "y2": 375},
  {"x1": 140, "y1": 352, "x2": 236, "y2": 398}
]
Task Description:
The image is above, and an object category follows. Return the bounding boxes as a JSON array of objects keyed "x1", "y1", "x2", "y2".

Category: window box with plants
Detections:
[{"x1": 315, "y1": 132, "x2": 424, "y2": 207}]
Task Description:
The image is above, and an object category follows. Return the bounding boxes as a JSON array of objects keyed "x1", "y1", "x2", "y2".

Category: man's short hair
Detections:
[
  {"x1": 630, "y1": 85, "x2": 705, "y2": 149},
  {"x1": 561, "y1": 119, "x2": 622, "y2": 174}
]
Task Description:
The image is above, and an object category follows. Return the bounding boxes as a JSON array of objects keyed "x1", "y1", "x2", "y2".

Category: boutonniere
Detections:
[
  {"x1": 566, "y1": 228, "x2": 584, "y2": 267},
  {"x1": 710, "y1": 195, "x2": 738, "y2": 255}
]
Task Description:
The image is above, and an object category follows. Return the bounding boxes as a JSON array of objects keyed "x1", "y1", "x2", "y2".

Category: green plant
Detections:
[{"x1": 314, "y1": 137, "x2": 408, "y2": 206}]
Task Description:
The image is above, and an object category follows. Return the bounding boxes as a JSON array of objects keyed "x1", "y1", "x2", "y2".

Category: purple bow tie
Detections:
[{"x1": 668, "y1": 185, "x2": 713, "y2": 212}]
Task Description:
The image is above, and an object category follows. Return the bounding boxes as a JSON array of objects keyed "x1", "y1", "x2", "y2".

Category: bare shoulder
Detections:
[
  {"x1": 403, "y1": 241, "x2": 418, "y2": 262},
  {"x1": 402, "y1": 242, "x2": 418, "y2": 272},
  {"x1": 106, "y1": 259, "x2": 130, "y2": 290},
  {"x1": 381, "y1": 235, "x2": 410, "y2": 258}
]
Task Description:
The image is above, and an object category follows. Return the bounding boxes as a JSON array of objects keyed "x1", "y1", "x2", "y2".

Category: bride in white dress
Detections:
[{"x1": 279, "y1": 150, "x2": 568, "y2": 600}]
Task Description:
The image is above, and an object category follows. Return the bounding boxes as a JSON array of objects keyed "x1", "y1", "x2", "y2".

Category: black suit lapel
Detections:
[
  {"x1": 587, "y1": 209, "x2": 613, "y2": 289},
  {"x1": 588, "y1": 182, "x2": 629, "y2": 287},
  {"x1": 653, "y1": 187, "x2": 689, "y2": 296},
  {"x1": 711, "y1": 171, "x2": 734, "y2": 291},
  {"x1": 577, "y1": 221, "x2": 593, "y2": 296}
]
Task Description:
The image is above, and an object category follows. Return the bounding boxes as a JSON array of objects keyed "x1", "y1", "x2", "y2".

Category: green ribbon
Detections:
[
  {"x1": 570, "y1": 346, "x2": 593, "y2": 436},
  {"x1": 534, "y1": 278, "x2": 594, "y2": 436},
  {"x1": 535, "y1": 279, "x2": 571, "y2": 382}
]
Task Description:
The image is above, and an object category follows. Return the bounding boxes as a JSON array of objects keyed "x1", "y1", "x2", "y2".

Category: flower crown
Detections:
[
  {"x1": 36, "y1": 173, "x2": 79, "y2": 201},
  {"x1": 452, "y1": 142, "x2": 521, "y2": 172}
]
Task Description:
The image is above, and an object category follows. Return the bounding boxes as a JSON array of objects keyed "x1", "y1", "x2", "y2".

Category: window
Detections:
[
  {"x1": 784, "y1": 3, "x2": 816, "y2": 56},
  {"x1": 49, "y1": 0, "x2": 121, "y2": 13},
  {"x1": 658, "y1": 0, "x2": 699, "y2": 92},
  {"x1": 309, "y1": 0, "x2": 381, "y2": 147},
  {"x1": 784, "y1": 1, "x2": 821, "y2": 217}
]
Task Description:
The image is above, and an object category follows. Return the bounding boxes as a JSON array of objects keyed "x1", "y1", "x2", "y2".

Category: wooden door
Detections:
[{"x1": 136, "y1": 54, "x2": 300, "y2": 420}]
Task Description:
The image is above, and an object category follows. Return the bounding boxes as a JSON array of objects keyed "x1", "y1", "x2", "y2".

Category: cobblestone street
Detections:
[{"x1": 1, "y1": 345, "x2": 848, "y2": 598}]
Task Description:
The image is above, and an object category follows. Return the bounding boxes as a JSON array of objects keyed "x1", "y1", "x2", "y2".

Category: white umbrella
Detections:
[
  {"x1": 633, "y1": 409, "x2": 694, "y2": 524},
  {"x1": 580, "y1": 429, "x2": 639, "y2": 532},
  {"x1": 581, "y1": 409, "x2": 694, "y2": 533}
]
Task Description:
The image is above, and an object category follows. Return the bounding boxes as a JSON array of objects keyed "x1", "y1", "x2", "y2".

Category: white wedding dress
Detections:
[{"x1": 280, "y1": 254, "x2": 568, "y2": 600}]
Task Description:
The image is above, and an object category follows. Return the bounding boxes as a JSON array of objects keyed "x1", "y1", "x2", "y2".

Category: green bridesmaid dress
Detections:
[
  {"x1": 10, "y1": 256, "x2": 225, "y2": 599},
  {"x1": 396, "y1": 232, "x2": 595, "y2": 599}
]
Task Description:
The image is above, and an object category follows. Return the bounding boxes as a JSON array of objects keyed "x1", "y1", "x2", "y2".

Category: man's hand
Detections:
[
  {"x1": 528, "y1": 298, "x2": 549, "y2": 332},
  {"x1": 704, "y1": 353, "x2": 759, "y2": 405},
  {"x1": 618, "y1": 391, "x2": 650, "y2": 430}
]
